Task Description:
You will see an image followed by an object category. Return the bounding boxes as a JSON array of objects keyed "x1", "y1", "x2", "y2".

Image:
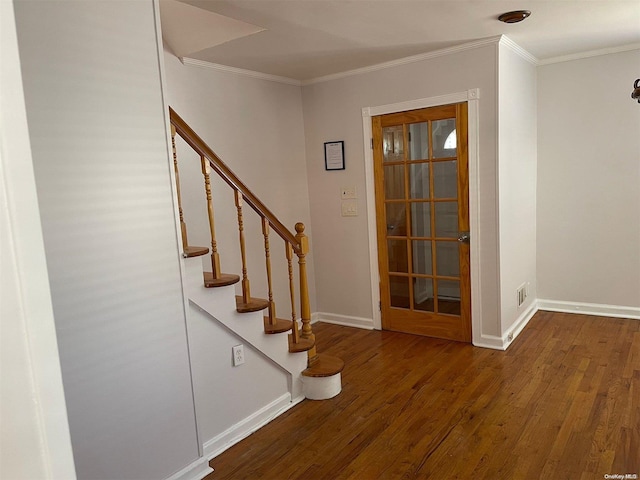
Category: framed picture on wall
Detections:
[{"x1": 324, "y1": 141, "x2": 345, "y2": 171}]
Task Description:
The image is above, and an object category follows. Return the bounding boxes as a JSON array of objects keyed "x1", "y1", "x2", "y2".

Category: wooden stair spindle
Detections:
[
  {"x1": 202, "y1": 156, "x2": 221, "y2": 278},
  {"x1": 171, "y1": 124, "x2": 188, "y2": 252},
  {"x1": 262, "y1": 217, "x2": 276, "y2": 324},
  {"x1": 234, "y1": 191, "x2": 268, "y2": 313},
  {"x1": 171, "y1": 125, "x2": 207, "y2": 258},
  {"x1": 286, "y1": 242, "x2": 300, "y2": 345},
  {"x1": 201, "y1": 157, "x2": 239, "y2": 288},
  {"x1": 235, "y1": 190, "x2": 251, "y2": 304},
  {"x1": 295, "y1": 222, "x2": 317, "y2": 364},
  {"x1": 261, "y1": 219, "x2": 294, "y2": 335}
]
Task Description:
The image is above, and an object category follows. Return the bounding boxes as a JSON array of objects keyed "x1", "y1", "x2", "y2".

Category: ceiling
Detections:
[{"x1": 162, "y1": 0, "x2": 640, "y2": 81}]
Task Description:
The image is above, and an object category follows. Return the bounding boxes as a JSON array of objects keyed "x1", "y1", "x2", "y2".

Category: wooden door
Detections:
[{"x1": 372, "y1": 103, "x2": 471, "y2": 342}]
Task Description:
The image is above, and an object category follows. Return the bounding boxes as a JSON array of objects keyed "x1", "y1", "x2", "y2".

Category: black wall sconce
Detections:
[{"x1": 632, "y1": 79, "x2": 640, "y2": 103}]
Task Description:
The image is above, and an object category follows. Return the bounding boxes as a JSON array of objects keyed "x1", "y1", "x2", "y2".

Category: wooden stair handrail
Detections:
[{"x1": 169, "y1": 107, "x2": 300, "y2": 253}]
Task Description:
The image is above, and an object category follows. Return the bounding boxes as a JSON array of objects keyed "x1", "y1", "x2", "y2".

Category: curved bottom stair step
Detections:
[
  {"x1": 184, "y1": 245, "x2": 209, "y2": 258},
  {"x1": 302, "y1": 353, "x2": 344, "y2": 377},
  {"x1": 203, "y1": 272, "x2": 240, "y2": 288},
  {"x1": 236, "y1": 295, "x2": 269, "y2": 313},
  {"x1": 302, "y1": 353, "x2": 344, "y2": 400}
]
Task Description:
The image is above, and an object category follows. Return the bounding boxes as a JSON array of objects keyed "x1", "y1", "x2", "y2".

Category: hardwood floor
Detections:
[{"x1": 207, "y1": 311, "x2": 639, "y2": 479}]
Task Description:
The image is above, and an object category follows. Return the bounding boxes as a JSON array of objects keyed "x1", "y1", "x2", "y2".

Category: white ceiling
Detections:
[{"x1": 164, "y1": 0, "x2": 640, "y2": 81}]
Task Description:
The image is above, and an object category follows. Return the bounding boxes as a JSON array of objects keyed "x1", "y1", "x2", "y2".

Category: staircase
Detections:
[{"x1": 169, "y1": 107, "x2": 343, "y2": 401}]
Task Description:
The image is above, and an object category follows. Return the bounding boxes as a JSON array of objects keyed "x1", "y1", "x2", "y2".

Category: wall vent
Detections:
[{"x1": 517, "y1": 283, "x2": 528, "y2": 308}]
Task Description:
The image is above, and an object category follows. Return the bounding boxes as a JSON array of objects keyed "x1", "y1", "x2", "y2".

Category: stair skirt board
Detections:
[{"x1": 203, "y1": 393, "x2": 304, "y2": 461}]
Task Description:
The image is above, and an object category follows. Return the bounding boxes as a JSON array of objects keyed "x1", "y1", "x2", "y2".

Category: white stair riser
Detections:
[{"x1": 303, "y1": 373, "x2": 342, "y2": 400}]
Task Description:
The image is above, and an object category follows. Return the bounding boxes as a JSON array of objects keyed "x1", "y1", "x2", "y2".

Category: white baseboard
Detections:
[
  {"x1": 537, "y1": 299, "x2": 640, "y2": 320},
  {"x1": 503, "y1": 302, "x2": 539, "y2": 347},
  {"x1": 312, "y1": 312, "x2": 375, "y2": 330},
  {"x1": 473, "y1": 333, "x2": 506, "y2": 351},
  {"x1": 473, "y1": 302, "x2": 539, "y2": 351},
  {"x1": 203, "y1": 392, "x2": 304, "y2": 460},
  {"x1": 164, "y1": 457, "x2": 213, "y2": 480}
]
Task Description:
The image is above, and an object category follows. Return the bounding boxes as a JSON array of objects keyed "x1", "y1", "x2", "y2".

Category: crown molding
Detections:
[
  {"x1": 180, "y1": 57, "x2": 302, "y2": 86},
  {"x1": 498, "y1": 35, "x2": 539, "y2": 65},
  {"x1": 302, "y1": 36, "x2": 503, "y2": 85},
  {"x1": 538, "y1": 43, "x2": 640, "y2": 66},
  {"x1": 181, "y1": 39, "x2": 639, "y2": 87}
]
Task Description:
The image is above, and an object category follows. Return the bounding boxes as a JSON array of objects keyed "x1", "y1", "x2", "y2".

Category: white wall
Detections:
[
  {"x1": 301, "y1": 43, "x2": 502, "y2": 337},
  {"x1": 14, "y1": 1, "x2": 200, "y2": 478},
  {"x1": 537, "y1": 49, "x2": 640, "y2": 309},
  {"x1": 0, "y1": 1, "x2": 75, "y2": 477},
  {"x1": 498, "y1": 43, "x2": 538, "y2": 335},
  {"x1": 163, "y1": 52, "x2": 317, "y2": 318}
]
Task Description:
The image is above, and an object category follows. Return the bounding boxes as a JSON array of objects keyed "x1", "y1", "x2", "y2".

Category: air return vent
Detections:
[{"x1": 517, "y1": 283, "x2": 528, "y2": 308}]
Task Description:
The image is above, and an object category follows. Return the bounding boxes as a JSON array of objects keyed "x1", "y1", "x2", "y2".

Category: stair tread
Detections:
[
  {"x1": 203, "y1": 272, "x2": 240, "y2": 287},
  {"x1": 236, "y1": 295, "x2": 269, "y2": 313},
  {"x1": 302, "y1": 353, "x2": 344, "y2": 377},
  {"x1": 184, "y1": 245, "x2": 209, "y2": 257},
  {"x1": 288, "y1": 334, "x2": 315, "y2": 353},
  {"x1": 263, "y1": 317, "x2": 293, "y2": 334}
]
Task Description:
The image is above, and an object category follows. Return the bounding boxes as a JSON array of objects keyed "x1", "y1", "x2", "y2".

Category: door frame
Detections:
[{"x1": 361, "y1": 88, "x2": 482, "y2": 345}]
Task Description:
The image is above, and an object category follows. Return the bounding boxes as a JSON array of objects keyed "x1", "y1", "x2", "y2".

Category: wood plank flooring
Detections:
[{"x1": 207, "y1": 311, "x2": 640, "y2": 479}]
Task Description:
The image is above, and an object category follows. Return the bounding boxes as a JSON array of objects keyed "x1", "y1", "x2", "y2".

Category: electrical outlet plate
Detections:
[
  {"x1": 232, "y1": 344, "x2": 245, "y2": 366},
  {"x1": 341, "y1": 186, "x2": 357, "y2": 199}
]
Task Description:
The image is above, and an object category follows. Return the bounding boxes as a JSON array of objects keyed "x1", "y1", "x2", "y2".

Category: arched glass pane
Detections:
[{"x1": 444, "y1": 130, "x2": 457, "y2": 149}]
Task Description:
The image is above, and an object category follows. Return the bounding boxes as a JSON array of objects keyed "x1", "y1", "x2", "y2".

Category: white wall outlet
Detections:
[
  {"x1": 341, "y1": 186, "x2": 357, "y2": 199},
  {"x1": 341, "y1": 200, "x2": 358, "y2": 217},
  {"x1": 232, "y1": 344, "x2": 245, "y2": 366}
]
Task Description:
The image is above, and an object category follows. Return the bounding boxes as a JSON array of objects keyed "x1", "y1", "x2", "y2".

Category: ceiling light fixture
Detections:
[
  {"x1": 632, "y1": 79, "x2": 640, "y2": 103},
  {"x1": 498, "y1": 10, "x2": 531, "y2": 23}
]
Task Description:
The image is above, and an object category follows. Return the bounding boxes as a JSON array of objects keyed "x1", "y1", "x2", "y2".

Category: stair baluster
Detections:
[
  {"x1": 235, "y1": 190, "x2": 251, "y2": 304},
  {"x1": 294, "y1": 223, "x2": 317, "y2": 365},
  {"x1": 201, "y1": 156, "x2": 240, "y2": 288},
  {"x1": 201, "y1": 156, "x2": 223, "y2": 282},
  {"x1": 171, "y1": 125, "x2": 208, "y2": 258},
  {"x1": 286, "y1": 243, "x2": 300, "y2": 344},
  {"x1": 262, "y1": 217, "x2": 276, "y2": 324}
]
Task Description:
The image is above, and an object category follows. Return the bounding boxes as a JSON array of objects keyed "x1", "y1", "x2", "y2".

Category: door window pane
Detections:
[
  {"x1": 410, "y1": 202, "x2": 431, "y2": 237},
  {"x1": 408, "y1": 122, "x2": 429, "y2": 160},
  {"x1": 387, "y1": 239, "x2": 408, "y2": 273},
  {"x1": 389, "y1": 276, "x2": 410, "y2": 308},
  {"x1": 411, "y1": 240, "x2": 432, "y2": 275},
  {"x1": 385, "y1": 202, "x2": 406, "y2": 236},
  {"x1": 433, "y1": 160, "x2": 457, "y2": 199},
  {"x1": 384, "y1": 165, "x2": 405, "y2": 199},
  {"x1": 414, "y1": 278, "x2": 434, "y2": 312},
  {"x1": 409, "y1": 163, "x2": 429, "y2": 199},
  {"x1": 434, "y1": 202, "x2": 458, "y2": 238},
  {"x1": 383, "y1": 126, "x2": 404, "y2": 162},
  {"x1": 436, "y1": 279, "x2": 461, "y2": 315},
  {"x1": 436, "y1": 241, "x2": 459, "y2": 277},
  {"x1": 432, "y1": 119, "x2": 456, "y2": 158}
]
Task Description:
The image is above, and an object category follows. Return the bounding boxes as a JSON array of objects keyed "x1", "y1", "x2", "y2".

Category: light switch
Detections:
[
  {"x1": 341, "y1": 200, "x2": 358, "y2": 217},
  {"x1": 341, "y1": 186, "x2": 357, "y2": 199}
]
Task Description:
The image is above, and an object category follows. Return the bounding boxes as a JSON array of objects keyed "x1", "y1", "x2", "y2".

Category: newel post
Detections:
[{"x1": 295, "y1": 222, "x2": 318, "y2": 365}]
